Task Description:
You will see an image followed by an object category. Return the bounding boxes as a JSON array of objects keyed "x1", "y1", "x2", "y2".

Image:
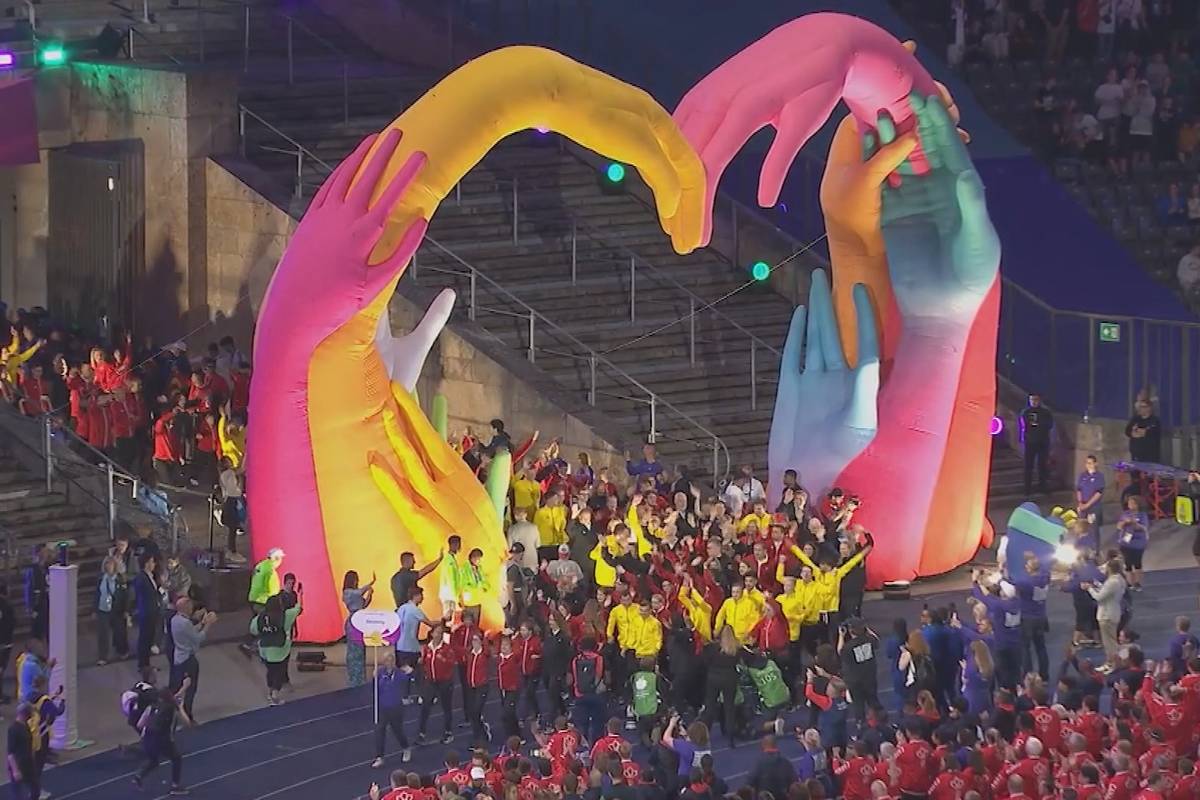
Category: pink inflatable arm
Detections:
[{"x1": 674, "y1": 12, "x2": 937, "y2": 241}]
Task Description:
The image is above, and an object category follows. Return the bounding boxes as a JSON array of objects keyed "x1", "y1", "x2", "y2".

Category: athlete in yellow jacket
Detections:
[
  {"x1": 713, "y1": 583, "x2": 765, "y2": 643},
  {"x1": 777, "y1": 574, "x2": 820, "y2": 640},
  {"x1": 677, "y1": 579, "x2": 714, "y2": 642},
  {"x1": 606, "y1": 593, "x2": 639, "y2": 651},
  {"x1": 631, "y1": 601, "x2": 663, "y2": 659},
  {"x1": 790, "y1": 539, "x2": 872, "y2": 614}
]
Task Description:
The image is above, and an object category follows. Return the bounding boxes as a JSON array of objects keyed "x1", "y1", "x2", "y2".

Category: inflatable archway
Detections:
[
  {"x1": 675, "y1": 13, "x2": 1001, "y2": 586},
  {"x1": 247, "y1": 14, "x2": 1003, "y2": 640},
  {"x1": 247, "y1": 47, "x2": 704, "y2": 643}
]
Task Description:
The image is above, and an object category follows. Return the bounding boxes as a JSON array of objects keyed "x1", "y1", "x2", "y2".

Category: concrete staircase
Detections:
[{"x1": 0, "y1": 445, "x2": 112, "y2": 625}]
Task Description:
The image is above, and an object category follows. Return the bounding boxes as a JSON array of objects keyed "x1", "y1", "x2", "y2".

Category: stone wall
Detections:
[
  {"x1": 0, "y1": 63, "x2": 237, "y2": 338},
  {"x1": 204, "y1": 159, "x2": 623, "y2": 469}
]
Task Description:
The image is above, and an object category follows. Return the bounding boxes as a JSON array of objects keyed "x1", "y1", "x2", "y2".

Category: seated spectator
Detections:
[
  {"x1": 1128, "y1": 81, "x2": 1156, "y2": 169},
  {"x1": 1177, "y1": 244, "x2": 1200, "y2": 297},
  {"x1": 1178, "y1": 117, "x2": 1199, "y2": 163},
  {"x1": 1154, "y1": 96, "x2": 1178, "y2": 163},
  {"x1": 1145, "y1": 50, "x2": 1171, "y2": 94},
  {"x1": 1188, "y1": 184, "x2": 1200, "y2": 222},
  {"x1": 1158, "y1": 182, "x2": 1188, "y2": 225}
]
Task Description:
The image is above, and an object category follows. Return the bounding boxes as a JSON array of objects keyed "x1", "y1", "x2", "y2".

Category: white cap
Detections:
[
  {"x1": 267, "y1": 547, "x2": 285, "y2": 559},
  {"x1": 470, "y1": 767, "x2": 486, "y2": 780}
]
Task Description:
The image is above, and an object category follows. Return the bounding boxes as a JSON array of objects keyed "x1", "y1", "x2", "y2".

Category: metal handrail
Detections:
[
  {"x1": 235, "y1": 118, "x2": 732, "y2": 483},
  {"x1": 490, "y1": 168, "x2": 782, "y2": 357},
  {"x1": 127, "y1": 25, "x2": 183, "y2": 66}
]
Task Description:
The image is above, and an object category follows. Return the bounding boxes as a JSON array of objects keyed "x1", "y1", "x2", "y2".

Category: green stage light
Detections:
[
  {"x1": 751, "y1": 261, "x2": 771, "y2": 281},
  {"x1": 39, "y1": 45, "x2": 66, "y2": 66},
  {"x1": 605, "y1": 162, "x2": 626, "y2": 183}
]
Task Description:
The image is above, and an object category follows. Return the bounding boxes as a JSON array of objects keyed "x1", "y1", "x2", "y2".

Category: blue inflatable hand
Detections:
[
  {"x1": 879, "y1": 94, "x2": 1000, "y2": 321},
  {"x1": 768, "y1": 270, "x2": 879, "y2": 503}
]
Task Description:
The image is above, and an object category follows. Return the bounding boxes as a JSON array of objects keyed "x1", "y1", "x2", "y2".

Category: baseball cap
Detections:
[
  {"x1": 470, "y1": 767, "x2": 486, "y2": 780},
  {"x1": 510, "y1": 542, "x2": 525, "y2": 554}
]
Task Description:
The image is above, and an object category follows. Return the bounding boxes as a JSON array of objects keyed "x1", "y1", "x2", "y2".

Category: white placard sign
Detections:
[{"x1": 350, "y1": 609, "x2": 401, "y2": 638}]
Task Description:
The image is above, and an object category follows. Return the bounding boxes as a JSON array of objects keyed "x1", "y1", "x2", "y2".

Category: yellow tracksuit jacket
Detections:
[
  {"x1": 677, "y1": 586, "x2": 714, "y2": 642},
  {"x1": 713, "y1": 591, "x2": 765, "y2": 643},
  {"x1": 631, "y1": 614, "x2": 663, "y2": 659},
  {"x1": 606, "y1": 603, "x2": 639, "y2": 650},
  {"x1": 791, "y1": 545, "x2": 869, "y2": 613}
]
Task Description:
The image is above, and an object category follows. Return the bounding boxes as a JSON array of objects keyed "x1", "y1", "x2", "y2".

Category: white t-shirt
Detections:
[
  {"x1": 1130, "y1": 94, "x2": 1156, "y2": 136},
  {"x1": 1098, "y1": 0, "x2": 1116, "y2": 32},
  {"x1": 1178, "y1": 252, "x2": 1200, "y2": 292},
  {"x1": 1095, "y1": 82, "x2": 1125, "y2": 120}
]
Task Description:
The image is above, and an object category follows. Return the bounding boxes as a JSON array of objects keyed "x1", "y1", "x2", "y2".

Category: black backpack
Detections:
[
  {"x1": 573, "y1": 653, "x2": 601, "y2": 694},
  {"x1": 911, "y1": 653, "x2": 936, "y2": 690},
  {"x1": 257, "y1": 612, "x2": 286, "y2": 647}
]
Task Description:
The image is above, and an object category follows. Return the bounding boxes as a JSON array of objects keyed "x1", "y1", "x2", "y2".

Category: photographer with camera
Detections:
[{"x1": 838, "y1": 617, "x2": 880, "y2": 719}]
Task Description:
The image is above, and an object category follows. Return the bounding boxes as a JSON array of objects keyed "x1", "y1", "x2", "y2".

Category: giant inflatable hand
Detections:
[
  {"x1": 831, "y1": 92, "x2": 1001, "y2": 582},
  {"x1": 768, "y1": 271, "x2": 880, "y2": 500},
  {"x1": 677, "y1": 14, "x2": 1001, "y2": 585},
  {"x1": 674, "y1": 12, "x2": 938, "y2": 244},
  {"x1": 249, "y1": 47, "x2": 704, "y2": 642}
]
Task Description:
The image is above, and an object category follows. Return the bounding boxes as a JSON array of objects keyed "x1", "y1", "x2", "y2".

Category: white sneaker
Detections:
[
  {"x1": 402, "y1": 748, "x2": 412, "y2": 763},
  {"x1": 151, "y1": 645, "x2": 160, "y2": 655},
  {"x1": 371, "y1": 758, "x2": 384, "y2": 769}
]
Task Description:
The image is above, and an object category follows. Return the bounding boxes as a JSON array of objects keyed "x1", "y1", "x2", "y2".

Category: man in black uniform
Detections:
[
  {"x1": 1020, "y1": 394, "x2": 1054, "y2": 495},
  {"x1": 838, "y1": 617, "x2": 879, "y2": 720}
]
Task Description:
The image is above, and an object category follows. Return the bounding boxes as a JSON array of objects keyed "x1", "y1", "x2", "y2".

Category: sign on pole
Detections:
[{"x1": 1099, "y1": 322, "x2": 1121, "y2": 343}]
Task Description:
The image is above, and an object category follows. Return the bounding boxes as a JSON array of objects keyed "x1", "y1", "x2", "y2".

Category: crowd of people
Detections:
[
  {"x1": 146, "y1": 428, "x2": 1182, "y2": 800},
  {"x1": 0, "y1": 307, "x2": 253, "y2": 560}
]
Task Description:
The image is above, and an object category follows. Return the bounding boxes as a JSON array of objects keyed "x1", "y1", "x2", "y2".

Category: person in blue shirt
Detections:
[
  {"x1": 1076, "y1": 455, "x2": 1106, "y2": 538},
  {"x1": 1012, "y1": 551, "x2": 1052, "y2": 681},
  {"x1": 970, "y1": 571, "x2": 1022, "y2": 691},
  {"x1": 395, "y1": 586, "x2": 431, "y2": 680},
  {"x1": 920, "y1": 608, "x2": 960, "y2": 710},
  {"x1": 16, "y1": 637, "x2": 51, "y2": 705},
  {"x1": 885, "y1": 619, "x2": 909, "y2": 713},
  {"x1": 1116, "y1": 495, "x2": 1150, "y2": 590},
  {"x1": 370, "y1": 651, "x2": 413, "y2": 768},
  {"x1": 625, "y1": 443, "x2": 664, "y2": 487},
  {"x1": 1168, "y1": 616, "x2": 1200, "y2": 679}
]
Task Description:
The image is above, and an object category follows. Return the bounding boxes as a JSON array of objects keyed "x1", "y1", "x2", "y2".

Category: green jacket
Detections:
[
  {"x1": 459, "y1": 562, "x2": 490, "y2": 606},
  {"x1": 248, "y1": 558, "x2": 280, "y2": 605},
  {"x1": 439, "y1": 552, "x2": 464, "y2": 603},
  {"x1": 250, "y1": 605, "x2": 302, "y2": 663}
]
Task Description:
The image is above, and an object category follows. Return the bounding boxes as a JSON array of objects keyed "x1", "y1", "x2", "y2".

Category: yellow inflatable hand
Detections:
[{"x1": 300, "y1": 47, "x2": 704, "y2": 635}]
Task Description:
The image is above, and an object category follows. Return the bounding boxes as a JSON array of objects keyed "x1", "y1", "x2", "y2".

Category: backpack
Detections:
[
  {"x1": 747, "y1": 660, "x2": 789, "y2": 710},
  {"x1": 631, "y1": 670, "x2": 659, "y2": 718},
  {"x1": 573, "y1": 653, "x2": 601, "y2": 694},
  {"x1": 122, "y1": 682, "x2": 156, "y2": 726},
  {"x1": 257, "y1": 612, "x2": 286, "y2": 648},
  {"x1": 910, "y1": 653, "x2": 936, "y2": 690}
]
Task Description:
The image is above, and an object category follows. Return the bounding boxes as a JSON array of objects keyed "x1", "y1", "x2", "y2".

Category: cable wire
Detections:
[{"x1": 600, "y1": 231, "x2": 828, "y2": 356}]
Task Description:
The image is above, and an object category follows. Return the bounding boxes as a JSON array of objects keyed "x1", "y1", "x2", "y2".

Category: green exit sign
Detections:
[{"x1": 1099, "y1": 322, "x2": 1121, "y2": 343}]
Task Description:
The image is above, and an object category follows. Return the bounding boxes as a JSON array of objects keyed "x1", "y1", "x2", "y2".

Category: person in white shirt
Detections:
[
  {"x1": 1128, "y1": 81, "x2": 1157, "y2": 168},
  {"x1": 722, "y1": 465, "x2": 765, "y2": 517},
  {"x1": 506, "y1": 508, "x2": 539, "y2": 572},
  {"x1": 1094, "y1": 68, "x2": 1125, "y2": 125},
  {"x1": 1177, "y1": 244, "x2": 1200, "y2": 297}
]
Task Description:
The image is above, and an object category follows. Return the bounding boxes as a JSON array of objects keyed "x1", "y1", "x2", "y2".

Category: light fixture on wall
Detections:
[{"x1": 0, "y1": 52, "x2": 15, "y2": 69}]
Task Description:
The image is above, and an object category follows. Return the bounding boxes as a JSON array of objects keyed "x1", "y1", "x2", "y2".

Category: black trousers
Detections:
[
  {"x1": 136, "y1": 615, "x2": 160, "y2": 671},
  {"x1": 521, "y1": 674, "x2": 541, "y2": 721},
  {"x1": 169, "y1": 656, "x2": 199, "y2": 718},
  {"x1": 1024, "y1": 441, "x2": 1050, "y2": 493},
  {"x1": 500, "y1": 689, "x2": 521, "y2": 739},
  {"x1": 374, "y1": 705, "x2": 409, "y2": 756},
  {"x1": 702, "y1": 677, "x2": 738, "y2": 744},
  {"x1": 418, "y1": 679, "x2": 453, "y2": 736},
  {"x1": 545, "y1": 672, "x2": 568, "y2": 719},
  {"x1": 847, "y1": 681, "x2": 879, "y2": 719},
  {"x1": 1021, "y1": 617, "x2": 1050, "y2": 680},
  {"x1": 138, "y1": 735, "x2": 182, "y2": 785},
  {"x1": 463, "y1": 684, "x2": 488, "y2": 742}
]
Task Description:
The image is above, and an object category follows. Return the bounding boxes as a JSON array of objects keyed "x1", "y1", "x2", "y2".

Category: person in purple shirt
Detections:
[
  {"x1": 953, "y1": 618, "x2": 995, "y2": 716},
  {"x1": 1012, "y1": 551, "x2": 1051, "y2": 681},
  {"x1": 625, "y1": 443, "x2": 665, "y2": 485},
  {"x1": 970, "y1": 571, "x2": 1022, "y2": 691},
  {"x1": 1116, "y1": 495, "x2": 1150, "y2": 590},
  {"x1": 1167, "y1": 616, "x2": 1199, "y2": 679},
  {"x1": 1076, "y1": 455, "x2": 1106, "y2": 536}
]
